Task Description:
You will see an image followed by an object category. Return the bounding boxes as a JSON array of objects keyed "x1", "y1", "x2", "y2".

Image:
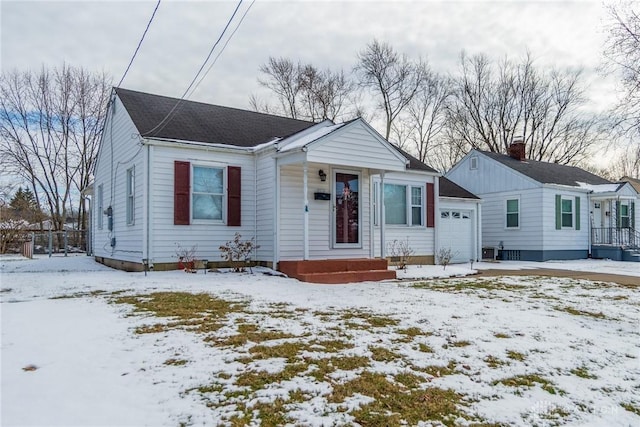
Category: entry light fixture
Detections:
[{"x1": 318, "y1": 169, "x2": 327, "y2": 182}]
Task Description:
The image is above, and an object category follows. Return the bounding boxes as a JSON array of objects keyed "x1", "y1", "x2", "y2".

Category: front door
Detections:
[{"x1": 334, "y1": 171, "x2": 360, "y2": 247}]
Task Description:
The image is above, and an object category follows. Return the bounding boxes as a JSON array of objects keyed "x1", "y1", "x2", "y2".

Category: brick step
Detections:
[
  {"x1": 297, "y1": 269, "x2": 397, "y2": 284},
  {"x1": 279, "y1": 258, "x2": 389, "y2": 275}
]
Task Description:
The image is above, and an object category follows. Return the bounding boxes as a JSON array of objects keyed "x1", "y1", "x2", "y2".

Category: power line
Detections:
[
  {"x1": 117, "y1": 0, "x2": 162, "y2": 88},
  {"x1": 189, "y1": 0, "x2": 256, "y2": 99},
  {"x1": 142, "y1": 0, "x2": 245, "y2": 136}
]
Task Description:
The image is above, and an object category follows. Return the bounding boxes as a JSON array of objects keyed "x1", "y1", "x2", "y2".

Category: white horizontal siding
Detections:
[
  {"x1": 306, "y1": 121, "x2": 406, "y2": 171},
  {"x1": 372, "y1": 173, "x2": 436, "y2": 258},
  {"x1": 278, "y1": 163, "x2": 371, "y2": 261},
  {"x1": 255, "y1": 150, "x2": 276, "y2": 262},
  {"x1": 479, "y1": 189, "x2": 544, "y2": 251},
  {"x1": 446, "y1": 151, "x2": 537, "y2": 195},
  {"x1": 148, "y1": 145, "x2": 257, "y2": 264},
  {"x1": 541, "y1": 187, "x2": 589, "y2": 250},
  {"x1": 93, "y1": 97, "x2": 144, "y2": 262}
]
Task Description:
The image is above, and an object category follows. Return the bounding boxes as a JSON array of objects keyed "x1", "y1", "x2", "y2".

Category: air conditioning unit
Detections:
[{"x1": 482, "y1": 247, "x2": 498, "y2": 261}]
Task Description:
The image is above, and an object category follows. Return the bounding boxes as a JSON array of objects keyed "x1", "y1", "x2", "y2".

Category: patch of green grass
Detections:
[
  {"x1": 621, "y1": 402, "x2": 640, "y2": 415},
  {"x1": 235, "y1": 363, "x2": 307, "y2": 390},
  {"x1": 341, "y1": 311, "x2": 399, "y2": 328},
  {"x1": 417, "y1": 343, "x2": 434, "y2": 353},
  {"x1": 310, "y1": 339, "x2": 354, "y2": 352},
  {"x1": 555, "y1": 305, "x2": 607, "y2": 319},
  {"x1": 493, "y1": 332, "x2": 511, "y2": 339},
  {"x1": 484, "y1": 355, "x2": 509, "y2": 368},
  {"x1": 369, "y1": 346, "x2": 402, "y2": 362},
  {"x1": 308, "y1": 355, "x2": 370, "y2": 382},
  {"x1": 412, "y1": 279, "x2": 526, "y2": 294},
  {"x1": 163, "y1": 358, "x2": 187, "y2": 366},
  {"x1": 395, "y1": 372, "x2": 425, "y2": 389},
  {"x1": 570, "y1": 366, "x2": 598, "y2": 379},
  {"x1": 506, "y1": 350, "x2": 526, "y2": 362},
  {"x1": 208, "y1": 322, "x2": 296, "y2": 347},
  {"x1": 249, "y1": 342, "x2": 308, "y2": 362},
  {"x1": 492, "y1": 374, "x2": 564, "y2": 395},
  {"x1": 415, "y1": 361, "x2": 457, "y2": 377},
  {"x1": 50, "y1": 290, "x2": 107, "y2": 299},
  {"x1": 329, "y1": 371, "x2": 468, "y2": 426},
  {"x1": 114, "y1": 292, "x2": 245, "y2": 320},
  {"x1": 450, "y1": 340, "x2": 471, "y2": 347}
]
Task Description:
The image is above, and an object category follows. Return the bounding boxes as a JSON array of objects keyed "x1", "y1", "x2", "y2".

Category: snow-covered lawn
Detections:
[{"x1": 1, "y1": 255, "x2": 639, "y2": 426}]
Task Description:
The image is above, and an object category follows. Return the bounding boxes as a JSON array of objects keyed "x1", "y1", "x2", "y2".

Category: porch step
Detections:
[
  {"x1": 622, "y1": 249, "x2": 640, "y2": 262},
  {"x1": 278, "y1": 258, "x2": 396, "y2": 284}
]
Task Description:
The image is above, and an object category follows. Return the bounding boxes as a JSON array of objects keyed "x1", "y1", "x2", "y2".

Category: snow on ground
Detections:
[{"x1": 1, "y1": 255, "x2": 639, "y2": 426}]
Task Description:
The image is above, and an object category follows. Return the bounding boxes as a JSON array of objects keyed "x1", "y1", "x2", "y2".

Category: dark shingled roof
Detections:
[
  {"x1": 439, "y1": 177, "x2": 480, "y2": 199},
  {"x1": 390, "y1": 145, "x2": 439, "y2": 173},
  {"x1": 480, "y1": 151, "x2": 612, "y2": 186},
  {"x1": 115, "y1": 88, "x2": 316, "y2": 146}
]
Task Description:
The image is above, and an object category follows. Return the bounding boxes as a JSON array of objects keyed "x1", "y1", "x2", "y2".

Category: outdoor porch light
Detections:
[{"x1": 318, "y1": 169, "x2": 327, "y2": 182}]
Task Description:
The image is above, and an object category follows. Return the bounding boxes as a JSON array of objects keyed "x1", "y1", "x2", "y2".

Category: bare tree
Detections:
[
  {"x1": 405, "y1": 73, "x2": 452, "y2": 163},
  {"x1": 0, "y1": 64, "x2": 111, "y2": 231},
  {"x1": 355, "y1": 40, "x2": 428, "y2": 140},
  {"x1": 255, "y1": 57, "x2": 356, "y2": 122},
  {"x1": 444, "y1": 52, "x2": 604, "y2": 167},
  {"x1": 603, "y1": 2, "x2": 640, "y2": 136}
]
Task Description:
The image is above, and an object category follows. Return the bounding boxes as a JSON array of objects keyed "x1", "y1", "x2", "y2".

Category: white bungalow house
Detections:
[
  {"x1": 91, "y1": 88, "x2": 481, "y2": 282},
  {"x1": 446, "y1": 142, "x2": 639, "y2": 262}
]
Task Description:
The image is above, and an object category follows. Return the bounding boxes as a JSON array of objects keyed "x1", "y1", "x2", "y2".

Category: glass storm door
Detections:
[{"x1": 334, "y1": 172, "x2": 360, "y2": 246}]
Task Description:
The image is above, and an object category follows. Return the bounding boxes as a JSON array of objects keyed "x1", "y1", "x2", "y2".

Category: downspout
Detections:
[
  {"x1": 434, "y1": 176, "x2": 440, "y2": 264},
  {"x1": 380, "y1": 171, "x2": 386, "y2": 258},
  {"x1": 587, "y1": 191, "x2": 592, "y2": 258},
  {"x1": 476, "y1": 201, "x2": 482, "y2": 262},
  {"x1": 303, "y1": 160, "x2": 309, "y2": 260},
  {"x1": 145, "y1": 142, "x2": 152, "y2": 267},
  {"x1": 254, "y1": 153, "x2": 258, "y2": 262},
  {"x1": 273, "y1": 156, "x2": 280, "y2": 269},
  {"x1": 369, "y1": 172, "x2": 374, "y2": 258}
]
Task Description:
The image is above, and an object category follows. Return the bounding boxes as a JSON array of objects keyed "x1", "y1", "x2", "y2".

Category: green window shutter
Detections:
[
  {"x1": 555, "y1": 195, "x2": 562, "y2": 230},
  {"x1": 575, "y1": 196, "x2": 580, "y2": 230},
  {"x1": 616, "y1": 200, "x2": 621, "y2": 228},
  {"x1": 631, "y1": 201, "x2": 635, "y2": 229}
]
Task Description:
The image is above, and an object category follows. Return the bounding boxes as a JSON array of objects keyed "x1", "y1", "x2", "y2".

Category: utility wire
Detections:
[
  {"x1": 188, "y1": 0, "x2": 256, "y2": 99},
  {"x1": 117, "y1": 0, "x2": 162, "y2": 88},
  {"x1": 142, "y1": 0, "x2": 244, "y2": 136}
]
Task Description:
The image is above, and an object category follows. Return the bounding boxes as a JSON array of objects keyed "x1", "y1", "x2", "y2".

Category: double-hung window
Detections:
[
  {"x1": 506, "y1": 198, "x2": 519, "y2": 228},
  {"x1": 561, "y1": 198, "x2": 573, "y2": 228},
  {"x1": 411, "y1": 187, "x2": 423, "y2": 226},
  {"x1": 192, "y1": 166, "x2": 224, "y2": 221},
  {"x1": 126, "y1": 168, "x2": 135, "y2": 225},
  {"x1": 620, "y1": 203, "x2": 630, "y2": 228},
  {"x1": 382, "y1": 183, "x2": 423, "y2": 226}
]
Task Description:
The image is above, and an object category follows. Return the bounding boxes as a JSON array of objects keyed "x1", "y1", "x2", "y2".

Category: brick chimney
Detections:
[{"x1": 508, "y1": 139, "x2": 526, "y2": 161}]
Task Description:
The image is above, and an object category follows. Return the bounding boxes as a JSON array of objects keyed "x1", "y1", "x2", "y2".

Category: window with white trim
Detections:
[
  {"x1": 620, "y1": 203, "x2": 630, "y2": 228},
  {"x1": 561, "y1": 198, "x2": 573, "y2": 228},
  {"x1": 506, "y1": 198, "x2": 519, "y2": 228},
  {"x1": 382, "y1": 183, "x2": 424, "y2": 226},
  {"x1": 97, "y1": 184, "x2": 103, "y2": 229},
  {"x1": 192, "y1": 165, "x2": 224, "y2": 221},
  {"x1": 126, "y1": 168, "x2": 135, "y2": 225},
  {"x1": 411, "y1": 186, "x2": 423, "y2": 226}
]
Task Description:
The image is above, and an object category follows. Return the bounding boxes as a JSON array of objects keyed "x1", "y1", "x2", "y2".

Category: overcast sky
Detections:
[{"x1": 2, "y1": 0, "x2": 620, "y2": 117}]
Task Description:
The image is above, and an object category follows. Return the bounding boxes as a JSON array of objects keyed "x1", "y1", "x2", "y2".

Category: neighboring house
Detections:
[
  {"x1": 92, "y1": 88, "x2": 481, "y2": 281},
  {"x1": 622, "y1": 176, "x2": 640, "y2": 194},
  {"x1": 446, "y1": 142, "x2": 639, "y2": 262}
]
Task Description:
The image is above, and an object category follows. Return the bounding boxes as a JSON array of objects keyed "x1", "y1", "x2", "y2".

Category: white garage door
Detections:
[{"x1": 439, "y1": 209, "x2": 472, "y2": 263}]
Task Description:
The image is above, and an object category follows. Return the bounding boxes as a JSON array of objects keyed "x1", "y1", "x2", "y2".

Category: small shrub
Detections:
[
  {"x1": 387, "y1": 237, "x2": 414, "y2": 270},
  {"x1": 175, "y1": 244, "x2": 198, "y2": 272},
  {"x1": 219, "y1": 232, "x2": 259, "y2": 272},
  {"x1": 436, "y1": 247, "x2": 457, "y2": 270}
]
